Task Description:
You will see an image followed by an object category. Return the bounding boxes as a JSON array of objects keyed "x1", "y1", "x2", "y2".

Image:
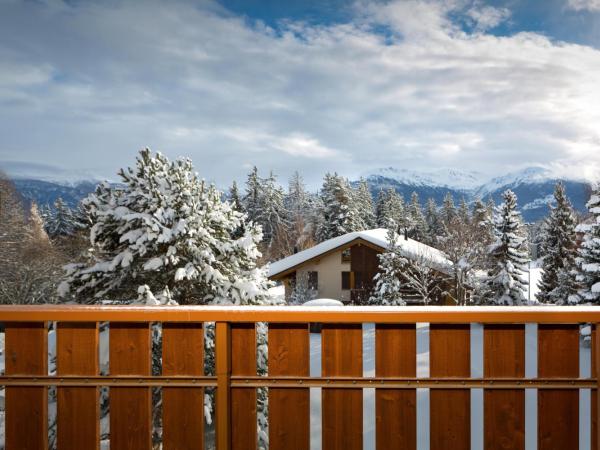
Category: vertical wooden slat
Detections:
[
  {"x1": 109, "y1": 322, "x2": 152, "y2": 450},
  {"x1": 57, "y1": 322, "x2": 99, "y2": 450},
  {"x1": 538, "y1": 324, "x2": 579, "y2": 450},
  {"x1": 5, "y1": 322, "x2": 48, "y2": 450},
  {"x1": 322, "y1": 323, "x2": 363, "y2": 450},
  {"x1": 268, "y1": 323, "x2": 310, "y2": 450},
  {"x1": 484, "y1": 324, "x2": 525, "y2": 450},
  {"x1": 162, "y1": 322, "x2": 204, "y2": 450},
  {"x1": 231, "y1": 323, "x2": 257, "y2": 450},
  {"x1": 593, "y1": 324, "x2": 598, "y2": 450},
  {"x1": 216, "y1": 322, "x2": 232, "y2": 450},
  {"x1": 375, "y1": 323, "x2": 416, "y2": 450},
  {"x1": 430, "y1": 324, "x2": 470, "y2": 450}
]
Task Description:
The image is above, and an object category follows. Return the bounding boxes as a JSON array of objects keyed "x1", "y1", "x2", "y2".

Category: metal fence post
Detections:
[{"x1": 216, "y1": 322, "x2": 232, "y2": 450}]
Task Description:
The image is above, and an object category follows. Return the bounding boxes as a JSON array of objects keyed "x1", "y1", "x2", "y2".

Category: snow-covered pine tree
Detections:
[
  {"x1": 369, "y1": 224, "x2": 407, "y2": 305},
  {"x1": 286, "y1": 171, "x2": 309, "y2": 220},
  {"x1": 58, "y1": 148, "x2": 270, "y2": 305},
  {"x1": 441, "y1": 192, "x2": 457, "y2": 228},
  {"x1": 355, "y1": 178, "x2": 375, "y2": 229},
  {"x1": 408, "y1": 192, "x2": 427, "y2": 241},
  {"x1": 471, "y1": 197, "x2": 494, "y2": 261},
  {"x1": 243, "y1": 166, "x2": 262, "y2": 224},
  {"x1": 577, "y1": 184, "x2": 600, "y2": 304},
  {"x1": 261, "y1": 171, "x2": 288, "y2": 246},
  {"x1": 47, "y1": 197, "x2": 78, "y2": 239},
  {"x1": 317, "y1": 173, "x2": 362, "y2": 241},
  {"x1": 424, "y1": 198, "x2": 443, "y2": 245},
  {"x1": 537, "y1": 182, "x2": 579, "y2": 304},
  {"x1": 375, "y1": 189, "x2": 389, "y2": 227},
  {"x1": 376, "y1": 188, "x2": 408, "y2": 234},
  {"x1": 229, "y1": 181, "x2": 243, "y2": 212},
  {"x1": 482, "y1": 189, "x2": 529, "y2": 305},
  {"x1": 458, "y1": 197, "x2": 470, "y2": 226}
]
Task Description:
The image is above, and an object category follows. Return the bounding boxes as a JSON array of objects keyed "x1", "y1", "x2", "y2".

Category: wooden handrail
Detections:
[{"x1": 0, "y1": 305, "x2": 598, "y2": 323}]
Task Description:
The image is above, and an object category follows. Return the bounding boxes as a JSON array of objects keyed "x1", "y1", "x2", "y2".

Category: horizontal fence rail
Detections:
[{"x1": 0, "y1": 306, "x2": 599, "y2": 450}]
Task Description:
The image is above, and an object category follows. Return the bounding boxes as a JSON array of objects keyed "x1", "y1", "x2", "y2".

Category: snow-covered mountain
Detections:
[
  {"x1": 2, "y1": 160, "x2": 592, "y2": 223},
  {"x1": 1, "y1": 161, "x2": 103, "y2": 209},
  {"x1": 362, "y1": 166, "x2": 591, "y2": 222}
]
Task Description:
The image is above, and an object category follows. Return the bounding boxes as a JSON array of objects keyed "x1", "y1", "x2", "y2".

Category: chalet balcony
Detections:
[{"x1": 0, "y1": 305, "x2": 598, "y2": 450}]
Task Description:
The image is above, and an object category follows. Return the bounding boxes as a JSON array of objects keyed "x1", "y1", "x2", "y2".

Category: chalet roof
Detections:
[{"x1": 267, "y1": 228, "x2": 452, "y2": 279}]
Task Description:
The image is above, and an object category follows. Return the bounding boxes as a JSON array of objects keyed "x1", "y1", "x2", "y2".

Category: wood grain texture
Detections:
[
  {"x1": 538, "y1": 324, "x2": 579, "y2": 450},
  {"x1": 216, "y1": 322, "x2": 232, "y2": 450},
  {"x1": 57, "y1": 322, "x2": 99, "y2": 450},
  {"x1": 231, "y1": 323, "x2": 257, "y2": 450},
  {"x1": 162, "y1": 323, "x2": 204, "y2": 450},
  {"x1": 375, "y1": 323, "x2": 416, "y2": 450},
  {"x1": 484, "y1": 324, "x2": 525, "y2": 450},
  {"x1": 430, "y1": 324, "x2": 470, "y2": 450},
  {"x1": 109, "y1": 322, "x2": 152, "y2": 450},
  {"x1": 594, "y1": 325, "x2": 597, "y2": 450},
  {"x1": 268, "y1": 323, "x2": 310, "y2": 450},
  {"x1": 4, "y1": 322, "x2": 48, "y2": 450},
  {"x1": 322, "y1": 323, "x2": 363, "y2": 450}
]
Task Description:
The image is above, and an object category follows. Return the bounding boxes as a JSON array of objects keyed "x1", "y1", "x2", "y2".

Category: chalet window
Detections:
[
  {"x1": 341, "y1": 271, "x2": 351, "y2": 290},
  {"x1": 308, "y1": 271, "x2": 318, "y2": 290},
  {"x1": 341, "y1": 248, "x2": 351, "y2": 263}
]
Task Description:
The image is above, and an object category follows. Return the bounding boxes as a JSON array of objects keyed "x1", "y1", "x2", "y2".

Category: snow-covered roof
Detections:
[{"x1": 268, "y1": 228, "x2": 452, "y2": 278}]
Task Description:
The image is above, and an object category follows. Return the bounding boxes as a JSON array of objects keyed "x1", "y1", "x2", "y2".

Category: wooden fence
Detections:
[{"x1": 0, "y1": 305, "x2": 599, "y2": 450}]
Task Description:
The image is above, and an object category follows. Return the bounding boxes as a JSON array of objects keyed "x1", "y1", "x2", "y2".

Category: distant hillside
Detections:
[
  {"x1": 361, "y1": 166, "x2": 591, "y2": 223},
  {"x1": 12, "y1": 179, "x2": 98, "y2": 209}
]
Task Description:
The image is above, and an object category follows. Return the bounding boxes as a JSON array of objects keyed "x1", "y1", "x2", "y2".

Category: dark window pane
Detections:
[{"x1": 342, "y1": 271, "x2": 351, "y2": 290}]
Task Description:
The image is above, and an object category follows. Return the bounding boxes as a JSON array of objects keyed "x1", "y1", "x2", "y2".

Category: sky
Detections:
[{"x1": 1, "y1": 0, "x2": 599, "y2": 188}]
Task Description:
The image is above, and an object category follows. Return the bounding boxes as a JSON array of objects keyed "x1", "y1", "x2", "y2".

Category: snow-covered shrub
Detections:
[{"x1": 288, "y1": 272, "x2": 317, "y2": 305}]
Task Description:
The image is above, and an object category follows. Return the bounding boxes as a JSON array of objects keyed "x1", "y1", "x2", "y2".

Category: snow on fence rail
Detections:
[{"x1": 0, "y1": 305, "x2": 599, "y2": 450}]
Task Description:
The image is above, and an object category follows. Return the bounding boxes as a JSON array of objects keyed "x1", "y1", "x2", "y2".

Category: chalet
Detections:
[{"x1": 268, "y1": 228, "x2": 454, "y2": 304}]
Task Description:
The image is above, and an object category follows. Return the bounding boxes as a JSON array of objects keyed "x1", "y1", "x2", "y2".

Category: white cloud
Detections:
[
  {"x1": 0, "y1": 0, "x2": 599, "y2": 187},
  {"x1": 567, "y1": 0, "x2": 600, "y2": 12}
]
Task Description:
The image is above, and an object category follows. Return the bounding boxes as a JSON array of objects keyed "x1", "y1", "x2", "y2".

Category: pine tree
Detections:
[
  {"x1": 408, "y1": 192, "x2": 427, "y2": 241},
  {"x1": 317, "y1": 173, "x2": 362, "y2": 241},
  {"x1": 286, "y1": 171, "x2": 309, "y2": 220},
  {"x1": 375, "y1": 189, "x2": 389, "y2": 227},
  {"x1": 441, "y1": 192, "x2": 457, "y2": 227},
  {"x1": 58, "y1": 149, "x2": 270, "y2": 305},
  {"x1": 424, "y1": 198, "x2": 443, "y2": 245},
  {"x1": 458, "y1": 197, "x2": 470, "y2": 226},
  {"x1": 369, "y1": 225, "x2": 407, "y2": 305},
  {"x1": 482, "y1": 190, "x2": 529, "y2": 305},
  {"x1": 47, "y1": 197, "x2": 78, "y2": 239},
  {"x1": 377, "y1": 188, "x2": 407, "y2": 232},
  {"x1": 471, "y1": 197, "x2": 494, "y2": 258},
  {"x1": 243, "y1": 166, "x2": 262, "y2": 224},
  {"x1": 260, "y1": 171, "x2": 288, "y2": 246},
  {"x1": 229, "y1": 181, "x2": 243, "y2": 212},
  {"x1": 355, "y1": 178, "x2": 375, "y2": 229},
  {"x1": 577, "y1": 184, "x2": 600, "y2": 304},
  {"x1": 537, "y1": 182, "x2": 579, "y2": 304}
]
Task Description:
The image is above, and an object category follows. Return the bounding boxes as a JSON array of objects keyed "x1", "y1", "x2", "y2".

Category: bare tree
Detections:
[{"x1": 0, "y1": 174, "x2": 65, "y2": 304}]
